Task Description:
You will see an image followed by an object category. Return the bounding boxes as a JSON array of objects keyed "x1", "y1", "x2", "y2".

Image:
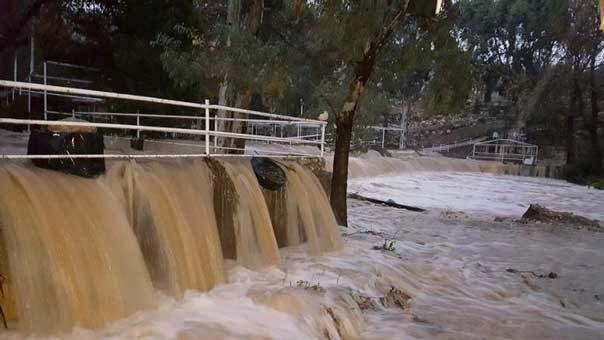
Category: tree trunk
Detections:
[
  {"x1": 567, "y1": 73, "x2": 579, "y2": 166},
  {"x1": 590, "y1": 58, "x2": 602, "y2": 175},
  {"x1": 330, "y1": 113, "x2": 354, "y2": 225},
  {"x1": 329, "y1": 3, "x2": 410, "y2": 226}
]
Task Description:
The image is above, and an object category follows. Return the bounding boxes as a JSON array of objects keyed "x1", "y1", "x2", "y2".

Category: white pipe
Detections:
[
  {"x1": 320, "y1": 124, "x2": 326, "y2": 157},
  {"x1": 205, "y1": 99, "x2": 210, "y2": 155},
  {"x1": 26, "y1": 91, "x2": 104, "y2": 102},
  {"x1": 45, "y1": 60, "x2": 99, "y2": 71},
  {"x1": 1, "y1": 153, "x2": 314, "y2": 160},
  {"x1": 209, "y1": 104, "x2": 325, "y2": 124},
  {"x1": 43, "y1": 62, "x2": 47, "y2": 120},
  {"x1": 32, "y1": 73, "x2": 93, "y2": 84},
  {"x1": 70, "y1": 111, "x2": 320, "y2": 125},
  {"x1": 136, "y1": 111, "x2": 140, "y2": 138},
  {"x1": 0, "y1": 118, "x2": 322, "y2": 145},
  {"x1": 0, "y1": 81, "x2": 326, "y2": 125},
  {"x1": 0, "y1": 80, "x2": 208, "y2": 109},
  {"x1": 12, "y1": 54, "x2": 17, "y2": 100}
]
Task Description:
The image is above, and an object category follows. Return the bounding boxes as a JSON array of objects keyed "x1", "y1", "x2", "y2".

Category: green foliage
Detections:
[{"x1": 588, "y1": 178, "x2": 604, "y2": 190}]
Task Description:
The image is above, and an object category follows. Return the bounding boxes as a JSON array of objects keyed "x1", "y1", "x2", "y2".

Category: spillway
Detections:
[{"x1": 0, "y1": 158, "x2": 341, "y2": 335}]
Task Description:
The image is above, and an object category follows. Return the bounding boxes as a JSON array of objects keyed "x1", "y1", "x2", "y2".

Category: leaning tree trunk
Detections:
[
  {"x1": 589, "y1": 57, "x2": 602, "y2": 175},
  {"x1": 329, "y1": 3, "x2": 409, "y2": 226}
]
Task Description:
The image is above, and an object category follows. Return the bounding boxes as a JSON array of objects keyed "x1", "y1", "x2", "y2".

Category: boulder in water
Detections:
[
  {"x1": 251, "y1": 157, "x2": 286, "y2": 191},
  {"x1": 520, "y1": 204, "x2": 601, "y2": 228},
  {"x1": 27, "y1": 121, "x2": 106, "y2": 178}
]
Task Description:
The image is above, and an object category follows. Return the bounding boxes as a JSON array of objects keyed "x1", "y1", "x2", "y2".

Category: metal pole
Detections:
[
  {"x1": 12, "y1": 54, "x2": 17, "y2": 100},
  {"x1": 136, "y1": 111, "x2": 141, "y2": 138},
  {"x1": 381, "y1": 128, "x2": 385, "y2": 148},
  {"x1": 472, "y1": 144, "x2": 476, "y2": 160},
  {"x1": 205, "y1": 99, "x2": 210, "y2": 155},
  {"x1": 43, "y1": 61, "x2": 47, "y2": 120},
  {"x1": 28, "y1": 74, "x2": 31, "y2": 114},
  {"x1": 28, "y1": 27, "x2": 34, "y2": 114},
  {"x1": 320, "y1": 124, "x2": 326, "y2": 157},
  {"x1": 72, "y1": 109, "x2": 75, "y2": 118},
  {"x1": 213, "y1": 113, "x2": 218, "y2": 153}
]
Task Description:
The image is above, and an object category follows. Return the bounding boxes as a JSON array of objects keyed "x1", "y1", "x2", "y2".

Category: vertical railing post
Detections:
[
  {"x1": 43, "y1": 61, "x2": 47, "y2": 120},
  {"x1": 27, "y1": 74, "x2": 31, "y2": 114},
  {"x1": 205, "y1": 99, "x2": 210, "y2": 155},
  {"x1": 381, "y1": 128, "x2": 386, "y2": 148},
  {"x1": 12, "y1": 54, "x2": 17, "y2": 100},
  {"x1": 320, "y1": 123, "x2": 326, "y2": 157},
  {"x1": 72, "y1": 109, "x2": 75, "y2": 118},
  {"x1": 213, "y1": 116, "x2": 218, "y2": 153},
  {"x1": 136, "y1": 110, "x2": 141, "y2": 138}
]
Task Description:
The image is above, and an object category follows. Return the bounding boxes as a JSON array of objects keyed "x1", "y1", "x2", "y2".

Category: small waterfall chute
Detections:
[{"x1": 0, "y1": 164, "x2": 155, "y2": 333}]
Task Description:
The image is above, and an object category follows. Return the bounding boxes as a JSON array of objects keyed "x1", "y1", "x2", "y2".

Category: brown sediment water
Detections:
[
  {"x1": 0, "y1": 158, "x2": 343, "y2": 336},
  {"x1": 105, "y1": 159, "x2": 226, "y2": 298},
  {"x1": 0, "y1": 164, "x2": 155, "y2": 333},
  {"x1": 219, "y1": 160, "x2": 281, "y2": 268},
  {"x1": 282, "y1": 162, "x2": 342, "y2": 254}
]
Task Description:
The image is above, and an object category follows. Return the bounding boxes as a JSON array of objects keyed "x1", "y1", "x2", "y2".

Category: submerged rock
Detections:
[
  {"x1": 27, "y1": 123, "x2": 106, "y2": 178},
  {"x1": 520, "y1": 204, "x2": 602, "y2": 229},
  {"x1": 251, "y1": 157, "x2": 287, "y2": 191}
]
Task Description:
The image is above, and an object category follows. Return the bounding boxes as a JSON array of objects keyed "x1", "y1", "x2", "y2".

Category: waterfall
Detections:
[
  {"x1": 0, "y1": 164, "x2": 155, "y2": 333},
  {"x1": 282, "y1": 162, "x2": 342, "y2": 254},
  {"x1": 0, "y1": 158, "x2": 341, "y2": 334},
  {"x1": 219, "y1": 160, "x2": 281, "y2": 268},
  {"x1": 105, "y1": 159, "x2": 225, "y2": 298}
]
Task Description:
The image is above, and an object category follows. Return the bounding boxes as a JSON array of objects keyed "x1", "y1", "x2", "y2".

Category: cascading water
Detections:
[
  {"x1": 0, "y1": 164, "x2": 156, "y2": 333},
  {"x1": 0, "y1": 158, "x2": 343, "y2": 336},
  {"x1": 281, "y1": 162, "x2": 342, "y2": 254},
  {"x1": 105, "y1": 159, "x2": 225, "y2": 298},
  {"x1": 219, "y1": 160, "x2": 281, "y2": 268}
]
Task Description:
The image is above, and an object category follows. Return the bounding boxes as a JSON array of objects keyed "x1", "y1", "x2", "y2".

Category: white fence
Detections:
[
  {"x1": 0, "y1": 80, "x2": 326, "y2": 159},
  {"x1": 421, "y1": 137, "x2": 488, "y2": 153},
  {"x1": 471, "y1": 139, "x2": 538, "y2": 165}
]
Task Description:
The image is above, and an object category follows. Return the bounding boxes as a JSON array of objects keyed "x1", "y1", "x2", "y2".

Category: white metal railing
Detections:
[
  {"x1": 0, "y1": 80, "x2": 327, "y2": 159},
  {"x1": 471, "y1": 139, "x2": 538, "y2": 165},
  {"x1": 349, "y1": 125, "x2": 405, "y2": 149},
  {"x1": 422, "y1": 137, "x2": 488, "y2": 153}
]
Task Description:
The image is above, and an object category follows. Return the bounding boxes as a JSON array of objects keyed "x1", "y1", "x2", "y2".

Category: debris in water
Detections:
[
  {"x1": 505, "y1": 268, "x2": 558, "y2": 279},
  {"x1": 372, "y1": 239, "x2": 396, "y2": 252},
  {"x1": 520, "y1": 204, "x2": 602, "y2": 229},
  {"x1": 348, "y1": 192, "x2": 426, "y2": 212},
  {"x1": 380, "y1": 287, "x2": 411, "y2": 310},
  {"x1": 296, "y1": 280, "x2": 325, "y2": 293}
]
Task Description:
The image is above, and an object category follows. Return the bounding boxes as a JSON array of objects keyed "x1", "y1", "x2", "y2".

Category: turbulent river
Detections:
[{"x1": 2, "y1": 170, "x2": 604, "y2": 339}]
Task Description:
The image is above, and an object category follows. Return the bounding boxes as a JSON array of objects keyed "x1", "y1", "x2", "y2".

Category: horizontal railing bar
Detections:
[
  {"x1": 32, "y1": 74, "x2": 93, "y2": 84},
  {"x1": 0, "y1": 118, "x2": 322, "y2": 145},
  {"x1": 0, "y1": 80, "x2": 208, "y2": 109},
  {"x1": 0, "y1": 81, "x2": 325, "y2": 125},
  {"x1": 1, "y1": 154, "x2": 315, "y2": 160},
  {"x1": 24, "y1": 90, "x2": 104, "y2": 102},
  {"x1": 66, "y1": 111, "x2": 321, "y2": 125},
  {"x1": 45, "y1": 60, "x2": 100, "y2": 71},
  {"x1": 210, "y1": 104, "x2": 326, "y2": 124},
  {"x1": 214, "y1": 146, "x2": 317, "y2": 157}
]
